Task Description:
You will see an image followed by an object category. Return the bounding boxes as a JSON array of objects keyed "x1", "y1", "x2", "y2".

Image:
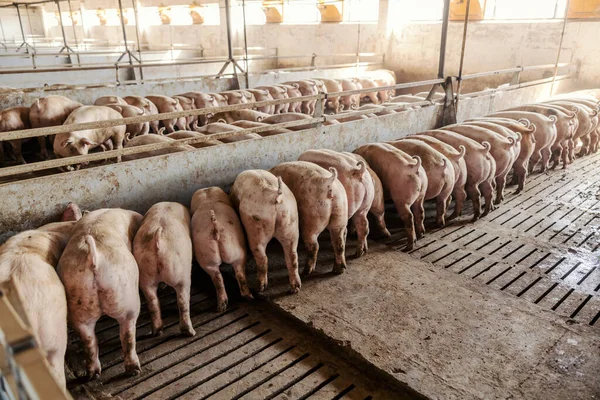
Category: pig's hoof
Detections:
[
  {"x1": 87, "y1": 372, "x2": 101, "y2": 381},
  {"x1": 332, "y1": 264, "x2": 346, "y2": 274},
  {"x1": 258, "y1": 283, "x2": 268, "y2": 292},
  {"x1": 354, "y1": 248, "x2": 366, "y2": 259},
  {"x1": 405, "y1": 244, "x2": 414, "y2": 252},
  {"x1": 216, "y1": 302, "x2": 228, "y2": 313},
  {"x1": 152, "y1": 328, "x2": 164, "y2": 337},
  {"x1": 125, "y1": 365, "x2": 141, "y2": 376},
  {"x1": 301, "y1": 267, "x2": 314, "y2": 277},
  {"x1": 181, "y1": 326, "x2": 196, "y2": 337}
]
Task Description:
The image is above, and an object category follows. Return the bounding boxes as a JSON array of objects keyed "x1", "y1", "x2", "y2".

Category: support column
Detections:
[
  {"x1": 550, "y1": 0, "x2": 571, "y2": 95},
  {"x1": 437, "y1": 0, "x2": 451, "y2": 79}
]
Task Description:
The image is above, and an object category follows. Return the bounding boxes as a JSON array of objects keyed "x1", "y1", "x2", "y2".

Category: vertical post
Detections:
[
  {"x1": 355, "y1": 21, "x2": 361, "y2": 71},
  {"x1": 56, "y1": 1, "x2": 72, "y2": 62},
  {"x1": 437, "y1": 0, "x2": 451, "y2": 79},
  {"x1": 550, "y1": 0, "x2": 570, "y2": 95},
  {"x1": 117, "y1": 0, "x2": 132, "y2": 65},
  {"x1": 15, "y1": 5, "x2": 29, "y2": 53},
  {"x1": 456, "y1": 0, "x2": 471, "y2": 101},
  {"x1": 131, "y1": 0, "x2": 144, "y2": 80},
  {"x1": 67, "y1": 0, "x2": 81, "y2": 66},
  {"x1": 241, "y1": 0, "x2": 249, "y2": 88},
  {"x1": 224, "y1": 0, "x2": 236, "y2": 76}
]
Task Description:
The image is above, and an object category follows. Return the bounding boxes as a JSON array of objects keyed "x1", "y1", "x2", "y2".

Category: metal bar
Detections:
[
  {"x1": 328, "y1": 78, "x2": 446, "y2": 97},
  {"x1": 224, "y1": 0, "x2": 234, "y2": 61},
  {"x1": 0, "y1": 119, "x2": 324, "y2": 178},
  {"x1": 456, "y1": 0, "x2": 471, "y2": 103},
  {"x1": 14, "y1": 5, "x2": 29, "y2": 54},
  {"x1": 458, "y1": 73, "x2": 574, "y2": 98},
  {"x1": 551, "y1": 0, "x2": 571, "y2": 95},
  {"x1": 0, "y1": 94, "x2": 326, "y2": 142},
  {"x1": 67, "y1": 0, "x2": 81, "y2": 66},
  {"x1": 461, "y1": 67, "x2": 524, "y2": 81},
  {"x1": 117, "y1": 0, "x2": 132, "y2": 68},
  {"x1": 241, "y1": 0, "x2": 250, "y2": 89},
  {"x1": 131, "y1": 0, "x2": 143, "y2": 81},
  {"x1": 55, "y1": 0, "x2": 73, "y2": 66},
  {"x1": 438, "y1": 0, "x2": 451, "y2": 78}
]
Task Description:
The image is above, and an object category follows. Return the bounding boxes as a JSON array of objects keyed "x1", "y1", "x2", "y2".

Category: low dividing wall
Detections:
[{"x1": 0, "y1": 81, "x2": 565, "y2": 242}]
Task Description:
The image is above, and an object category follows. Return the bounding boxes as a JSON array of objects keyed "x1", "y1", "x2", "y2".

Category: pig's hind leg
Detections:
[
  {"x1": 141, "y1": 284, "x2": 163, "y2": 336},
  {"x1": 117, "y1": 313, "x2": 141, "y2": 376},
  {"x1": 175, "y1": 283, "x2": 196, "y2": 337},
  {"x1": 73, "y1": 318, "x2": 102, "y2": 380}
]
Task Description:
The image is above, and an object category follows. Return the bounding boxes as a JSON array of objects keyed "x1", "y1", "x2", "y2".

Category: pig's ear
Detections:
[
  {"x1": 81, "y1": 138, "x2": 97, "y2": 146},
  {"x1": 61, "y1": 138, "x2": 74, "y2": 147},
  {"x1": 221, "y1": 94, "x2": 228, "y2": 101},
  {"x1": 207, "y1": 95, "x2": 214, "y2": 102}
]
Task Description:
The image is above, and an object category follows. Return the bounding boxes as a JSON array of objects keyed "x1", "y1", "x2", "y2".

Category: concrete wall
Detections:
[
  {"x1": 385, "y1": 19, "x2": 600, "y2": 92},
  {"x1": 0, "y1": 81, "x2": 567, "y2": 241}
]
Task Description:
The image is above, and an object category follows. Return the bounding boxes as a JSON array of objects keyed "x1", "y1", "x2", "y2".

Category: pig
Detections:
[
  {"x1": 463, "y1": 118, "x2": 534, "y2": 193},
  {"x1": 262, "y1": 113, "x2": 314, "y2": 131},
  {"x1": 53, "y1": 105, "x2": 126, "y2": 166},
  {"x1": 246, "y1": 89, "x2": 275, "y2": 114},
  {"x1": 420, "y1": 130, "x2": 496, "y2": 221},
  {"x1": 257, "y1": 85, "x2": 289, "y2": 114},
  {"x1": 298, "y1": 149, "x2": 374, "y2": 257},
  {"x1": 388, "y1": 139, "x2": 454, "y2": 227},
  {"x1": 29, "y1": 95, "x2": 82, "y2": 159},
  {"x1": 0, "y1": 220, "x2": 77, "y2": 389},
  {"x1": 58, "y1": 208, "x2": 143, "y2": 378},
  {"x1": 208, "y1": 109, "x2": 270, "y2": 125},
  {"x1": 145, "y1": 95, "x2": 186, "y2": 133},
  {"x1": 505, "y1": 104, "x2": 575, "y2": 169},
  {"x1": 230, "y1": 170, "x2": 301, "y2": 292},
  {"x1": 210, "y1": 93, "x2": 230, "y2": 107},
  {"x1": 190, "y1": 187, "x2": 251, "y2": 312},
  {"x1": 220, "y1": 90, "x2": 251, "y2": 105},
  {"x1": 443, "y1": 124, "x2": 517, "y2": 204},
  {"x1": 339, "y1": 78, "x2": 362, "y2": 111},
  {"x1": 372, "y1": 70, "x2": 396, "y2": 102},
  {"x1": 277, "y1": 84, "x2": 303, "y2": 113},
  {"x1": 166, "y1": 131, "x2": 223, "y2": 148},
  {"x1": 61, "y1": 201, "x2": 83, "y2": 222},
  {"x1": 173, "y1": 95, "x2": 197, "y2": 130},
  {"x1": 123, "y1": 95, "x2": 161, "y2": 134},
  {"x1": 344, "y1": 152, "x2": 391, "y2": 237},
  {"x1": 490, "y1": 111, "x2": 557, "y2": 173},
  {"x1": 179, "y1": 92, "x2": 219, "y2": 127},
  {"x1": 357, "y1": 78, "x2": 380, "y2": 105},
  {"x1": 122, "y1": 134, "x2": 194, "y2": 161},
  {"x1": 408, "y1": 135, "x2": 467, "y2": 219},
  {"x1": 545, "y1": 100, "x2": 597, "y2": 158},
  {"x1": 318, "y1": 78, "x2": 344, "y2": 113},
  {"x1": 354, "y1": 143, "x2": 426, "y2": 250},
  {"x1": 270, "y1": 161, "x2": 348, "y2": 275},
  {"x1": 284, "y1": 80, "x2": 320, "y2": 115},
  {"x1": 94, "y1": 95, "x2": 127, "y2": 106},
  {"x1": 0, "y1": 106, "x2": 35, "y2": 165},
  {"x1": 133, "y1": 202, "x2": 195, "y2": 337},
  {"x1": 358, "y1": 104, "x2": 396, "y2": 116},
  {"x1": 196, "y1": 122, "x2": 262, "y2": 142},
  {"x1": 106, "y1": 104, "x2": 149, "y2": 139},
  {"x1": 230, "y1": 120, "x2": 293, "y2": 137}
]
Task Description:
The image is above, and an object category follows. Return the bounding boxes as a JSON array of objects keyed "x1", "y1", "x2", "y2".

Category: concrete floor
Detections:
[{"x1": 261, "y1": 152, "x2": 600, "y2": 399}]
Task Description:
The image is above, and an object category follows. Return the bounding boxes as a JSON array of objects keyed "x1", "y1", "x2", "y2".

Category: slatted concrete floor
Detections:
[
  {"x1": 408, "y1": 150, "x2": 600, "y2": 327},
  {"x1": 66, "y1": 287, "x2": 400, "y2": 400}
]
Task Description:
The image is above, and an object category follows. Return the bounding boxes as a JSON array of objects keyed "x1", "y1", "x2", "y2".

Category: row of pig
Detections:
[
  {"x1": 0, "y1": 70, "x2": 397, "y2": 166},
  {"x1": 1, "y1": 91, "x2": 597, "y2": 393}
]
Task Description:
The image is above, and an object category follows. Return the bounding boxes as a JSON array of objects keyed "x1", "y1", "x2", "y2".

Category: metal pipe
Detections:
[
  {"x1": 224, "y1": 0, "x2": 235, "y2": 75},
  {"x1": 15, "y1": 5, "x2": 29, "y2": 53},
  {"x1": 550, "y1": 0, "x2": 571, "y2": 95},
  {"x1": 131, "y1": 0, "x2": 144, "y2": 81},
  {"x1": 241, "y1": 0, "x2": 250, "y2": 88},
  {"x1": 456, "y1": 0, "x2": 471, "y2": 101},
  {"x1": 117, "y1": 0, "x2": 132, "y2": 66},
  {"x1": 67, "y1": 0, "x2": 81, "y2": 66},
  {"x1": 437, "y1": 0, "x2": 451, "y2": 78},
  {"x1": 55, "y1": 0, "x2": 73, "y2": 66}
]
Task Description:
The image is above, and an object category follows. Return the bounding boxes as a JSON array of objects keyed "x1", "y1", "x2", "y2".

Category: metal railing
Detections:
[{"x1": 0, "y1": 62, "x2": 580, "y2": 180}]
